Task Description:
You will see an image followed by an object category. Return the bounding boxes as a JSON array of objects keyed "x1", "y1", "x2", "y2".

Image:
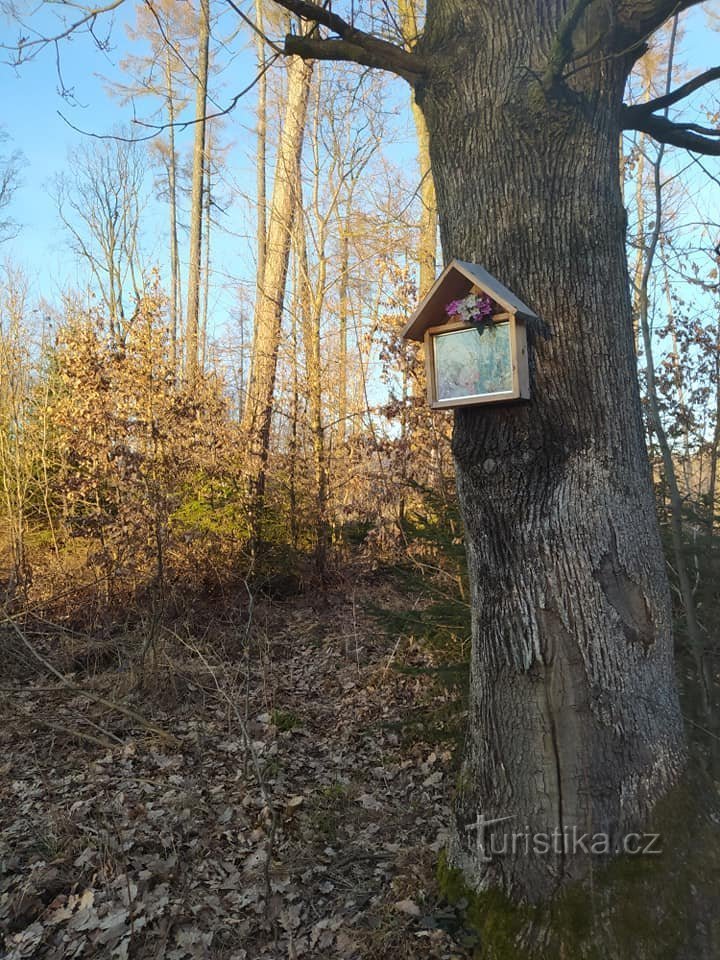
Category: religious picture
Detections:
[{"x1": 433, "y1": 322, "x2": 513, "y2": 401}]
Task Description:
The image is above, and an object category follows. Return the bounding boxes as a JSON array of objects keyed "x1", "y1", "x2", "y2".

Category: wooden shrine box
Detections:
[{"x1": 401, "y1": 260, "x2": 536, "y2": 409}]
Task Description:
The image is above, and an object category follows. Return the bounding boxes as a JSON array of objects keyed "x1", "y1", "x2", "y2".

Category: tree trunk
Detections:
[
  {"x1": 398, "y1": 0, "x2": 437, "y2": 297},
  {"x1": 337, "y1": 223, "x2": 349, "y2": 441},
  {"x1": 633, "y1": 21, "x2": 709, "y2": 720},
  {"x1": 165, "y1": 47, "x2": 182, "y2": 370},
  {"x1": 417, "y1": 5, "x2": 686, "y2": 901},
  {"x1": 295, "y1": 191, "x2": 328, "y2": 579},
  {"x1": 0, "y1": 269, "x2": 31, "y2": 597},
  {"x1": 411, "y1": 101, "x2": 437, "y2": 298},
  {"x1": 185, "y1": 0, "x2": 210, "y2": 380},
  {"x1": 638, "y1": 210, "x2": 710, "y2": 724},
  {"x1": 708, "y1": 319, "x2": 720, "y2": 537},
  {"x1": 201, "y1": 124, "x2": 212, "y2": 370},
  {"x1": 289, "y1": 248, "x2": 301, "y2": 550},
  {"x1": 255, "y1": 0, "x2": 268, "y2": 293},
  {"x1": 241, "y1": 48, "x2": 313, "y2": 516}
]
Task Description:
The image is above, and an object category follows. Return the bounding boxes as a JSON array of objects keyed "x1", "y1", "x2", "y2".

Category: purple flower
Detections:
[{"x1": 445, "y1": 292, "x2": 494, "y2": 325}]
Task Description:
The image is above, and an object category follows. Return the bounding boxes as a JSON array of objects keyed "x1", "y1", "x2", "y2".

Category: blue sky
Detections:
[
  {"x1": 1, "y1": 1, "x2": 268, "y2": 328},
  {"x1": 1, "y1": 1, "x2": 719, "y2": 335}
]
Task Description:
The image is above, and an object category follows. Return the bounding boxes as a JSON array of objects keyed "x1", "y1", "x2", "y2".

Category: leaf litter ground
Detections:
[{"x1": 1, "y1": 579, "x2": 474, "y2": 959}]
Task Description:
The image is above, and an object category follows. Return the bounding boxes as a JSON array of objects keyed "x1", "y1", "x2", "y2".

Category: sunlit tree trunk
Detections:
[
  {"x1": 185, "y1": 0, "x2": 210, "y2": 379},
  {"x1": 295, "y1": 195, "x2": 328, "y2": 578},
  {"x1": 288, "y1": 249, "x2": 301, "y2": 550},
  {"x1": 0, "y1": 266, "x2": 32, "y2": 596},
  {"x1": 337, "y1": 223, "x2": 349, "y2": 440},
  {"x1": 398, "y1": 0, "x2": 436, "y2": 297},
  {"x1": 200, "y1": 124, "x2": 213, "y2": 370},
  {"x1": 241, "y1": 45, "x2": 313, "y2": 520},
  {"x1": 165, "y1": 47, "x2": 182, "y2": 369},
  {"x1": 255, "y1": 0, "x2": 268, "y2": 292}
]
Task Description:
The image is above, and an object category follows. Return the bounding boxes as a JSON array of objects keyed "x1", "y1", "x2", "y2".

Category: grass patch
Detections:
[{"x1": 271, "y1": 708, "x2": 301, "y2": 732}]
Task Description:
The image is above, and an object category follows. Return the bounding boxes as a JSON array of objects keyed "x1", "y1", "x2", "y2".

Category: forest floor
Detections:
[{"x1": 1, "y1": 574, "x2": 475, "y2": 960}]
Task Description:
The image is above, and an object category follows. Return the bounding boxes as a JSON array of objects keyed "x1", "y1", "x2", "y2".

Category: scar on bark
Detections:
[
  {"x1": 536, "y1": 607, "x2": 574, "y2": 881},
  {"x1": 596, "y1": 550, "x2": 655, "y2": 649}
]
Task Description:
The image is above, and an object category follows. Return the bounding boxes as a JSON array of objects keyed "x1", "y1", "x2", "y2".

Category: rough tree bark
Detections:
[
  {"x1": 421, "y1": 4, "x2": 688, "y2": 901},
  {"x1": 268, "y1": 0, "x2": 720, "y2": 904}
]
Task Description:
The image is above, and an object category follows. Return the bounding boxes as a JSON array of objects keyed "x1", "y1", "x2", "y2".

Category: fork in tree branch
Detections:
[{"x1": 271, "y1": 0, "x2": 427, "y2": 84}]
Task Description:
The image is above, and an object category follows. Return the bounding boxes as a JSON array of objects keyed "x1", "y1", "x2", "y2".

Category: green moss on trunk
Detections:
[{"x1": 437, "y1": 775, "x2": 720, "y2": 959}]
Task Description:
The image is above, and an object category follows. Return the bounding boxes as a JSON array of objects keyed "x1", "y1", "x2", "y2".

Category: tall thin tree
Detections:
[
  {"x1": 185, "y1": 0, "x2": 210, "y2": 379},
  {"x1": 241, "y1": 25, "x2": 313, "y2": 523}
]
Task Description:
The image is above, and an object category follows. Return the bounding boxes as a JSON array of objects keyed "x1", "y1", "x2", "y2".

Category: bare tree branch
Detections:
[
  {"x1": 3, "y1": 0, "x2": 126, "y2": 64},
  {"x1": 622, "y1": 60, "x2": 720, "y2": 156},
  {"x1": 0, "y1": 132, "x2": 24, "y2": 242},
  {"x1": 223, "y1": 0, "x2": 284, "y2": 54},
  {"x1": 56, "y1": 49, "x2": 279, "y2": 143},
  {"x1": 3, "y1": 613, "x2": 179, "y2": 745},
  {"x1": 268, "y1": 0, "x2": 427, "y2": 84},
  {"x1": 622, "y1": 57, "x2": 720, "y2": 157},
  {"x1": 626, "y1": 66, "x2": 720, "y2": 116},
  {"x1": 272, "y1": 0, "x2": 364, "y2": 39},
  {"x1": 284, "y1": 34, "x2": 421, "y2": 82},
  {"x1": 622, "y1": 108, "x2": 720, "y2": 155}
]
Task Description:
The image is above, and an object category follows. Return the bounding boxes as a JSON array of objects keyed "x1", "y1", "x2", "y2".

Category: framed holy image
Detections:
[{"x1": 424, "y1": 313, "x2": 529, "y2": 408}]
